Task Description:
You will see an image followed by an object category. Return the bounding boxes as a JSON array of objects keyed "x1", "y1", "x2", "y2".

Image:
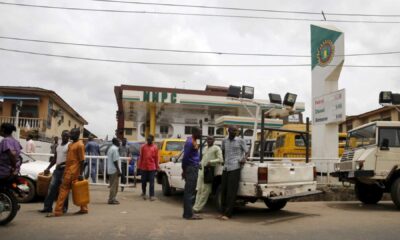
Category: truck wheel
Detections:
[
  {"x1": 390, "y1": 178, "x2": 400, "y2": 209},
  {"x1": 214, "y1": 185, "x2": 223, "y2": 212},
  {"x1": 161, "y1": 175, "x2": 172, "y2": 196},
  {"x1": 355, "y1": 182, "x2": 383, "y2": 204},
  {"x1": 264, "y1": 199, "x2": 287, "y2": 211}
]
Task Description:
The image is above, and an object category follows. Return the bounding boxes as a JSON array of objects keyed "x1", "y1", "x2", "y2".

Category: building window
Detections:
[
  {"x1": 216, "y1": 127, "x2": 224, "y2": 135},
  {"x1": 346, "y1": 123, "x2": 353, "y2": 131},
  {"x1": 185, "y1": 126, "x2": 197, "y2": 135},
  {"x1": 208, "y1": 127, "x2": 215, "y2": 136},
  {"x1": 68, "y1": 120, "x2": 71, "y2": 127},
  {"x1": 160, "y1": 125, "x2": 169, "y2": 134},
  {"x1": 125, "y1": 128, "x2": 133, "y2": 136}
]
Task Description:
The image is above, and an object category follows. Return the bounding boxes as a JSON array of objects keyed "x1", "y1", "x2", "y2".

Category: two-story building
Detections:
[
  {"x1": 0, "y1": 86, "x2": 88, "y2": 141},
  {"x1": 339, "y1": 106, "x2": 400, "y2": 132}
]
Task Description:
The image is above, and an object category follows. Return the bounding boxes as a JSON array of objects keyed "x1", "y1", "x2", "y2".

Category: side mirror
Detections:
[{"x1": 380, "y1": 138, "x2": 389, "y2": 151}]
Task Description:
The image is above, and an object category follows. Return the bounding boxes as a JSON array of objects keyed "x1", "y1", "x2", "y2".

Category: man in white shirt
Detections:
[
  {"x1": 26, "y1": 134, "x2": 36, "y2": 153},
  {"x1": 38, "y1": 130, "x2": 70, "y2": 213},
  {"x1": 107, "y1": 138, "x2": 121, "y2": 205}
]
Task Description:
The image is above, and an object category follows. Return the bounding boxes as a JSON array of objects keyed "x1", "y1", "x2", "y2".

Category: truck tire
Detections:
[
  {"x1": 161, "y1": 174, "x2": 172, "y2": 196},
  {"x1": 264, "y1": 199, "x2": 287, "y2": 211},
  {"x1": 355, "y1": 182, "x2": 383, "y2": 204},
  {"x1": 390, "y1": 178, "x2": 400, "y2": 209}
]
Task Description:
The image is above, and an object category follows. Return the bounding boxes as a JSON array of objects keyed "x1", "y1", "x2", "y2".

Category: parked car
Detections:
[{"x1": 19, "y1": 152, "x2": 54, "y2": 203}]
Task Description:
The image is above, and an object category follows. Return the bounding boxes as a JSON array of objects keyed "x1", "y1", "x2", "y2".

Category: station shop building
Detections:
[{"x1": 114, "y1": 85, "x2": 305, "y2": 142}]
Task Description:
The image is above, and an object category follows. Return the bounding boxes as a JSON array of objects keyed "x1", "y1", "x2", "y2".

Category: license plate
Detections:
[{"x1": 348, "y1": 171, "x2": 354, "y2": 178}]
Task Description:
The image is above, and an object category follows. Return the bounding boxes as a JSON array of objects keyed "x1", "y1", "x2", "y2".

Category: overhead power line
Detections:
[
  {"x1": 1, "y1": 2, "x2": 400, "y2": 24},
  {"x1": 91, "y1": 0, "x2": 400, "y2": 18},
  {"x1": 2, "y1": 35, "x2": 400, "y2": 58},
  {"x1": 0, "y1": 47, "x2": 309, "y2": 67},
  {"x1": 0, "y1": 36, "x2": 309, "y2": 57},
  {"x1": 1, "y1": 46, "x2": 400, "y2": 68}
]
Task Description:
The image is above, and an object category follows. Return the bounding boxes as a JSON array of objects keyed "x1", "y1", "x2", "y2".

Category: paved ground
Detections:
[{"x1": 1, "y1": 185, "x2": 400, "y2": 240}]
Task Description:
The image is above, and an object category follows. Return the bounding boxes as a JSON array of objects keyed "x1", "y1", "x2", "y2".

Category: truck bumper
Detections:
[
  {"x1": 256, "y1": 182, "x2": 321, "y2": 200},
  {"x1": 332, "y1": 170, "x2": 374, "y2": 181}
]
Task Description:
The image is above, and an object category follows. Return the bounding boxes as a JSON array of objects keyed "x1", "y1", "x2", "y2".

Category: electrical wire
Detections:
[
  {"x1": 2, "y1": 35, "x2": 400, "y2": 58},
  {"x1": 0, "y1": 36, "x2": 309, "y2": 57},
  {"x1": 1, "y1": 46, "x2": 400, "y2": 68},
  {"x1": 91, "y1": 0, "x2": 400, "y2": 18},
  {"x1": 1, "y1": 2, "x2": 400, "y2": 24},
  {"x1": 0, "y1": 47, "x2": 310, "y2": 67}
]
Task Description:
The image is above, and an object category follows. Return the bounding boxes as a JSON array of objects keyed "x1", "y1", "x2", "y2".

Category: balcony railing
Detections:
[{"x1": 0, "y1": 116, "x2": 45, "y2": 130}]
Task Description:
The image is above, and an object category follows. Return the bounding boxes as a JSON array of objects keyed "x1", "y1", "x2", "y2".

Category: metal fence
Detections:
[{"x1": 25, "y1": 153, "x2": 138, "y2": 190}]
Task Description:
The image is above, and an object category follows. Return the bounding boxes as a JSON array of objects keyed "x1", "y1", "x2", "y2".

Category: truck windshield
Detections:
[
  {"x1": 347, "y1": 124, "x2": 376, "y2": 149},
  {"x1": 166, "y1": 141, "x2": 185, "y2": 151}
]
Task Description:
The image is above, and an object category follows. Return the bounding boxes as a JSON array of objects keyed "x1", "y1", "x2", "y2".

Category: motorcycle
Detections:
[{"x1": 0, "y1": 176, "x2": 26, "y2": 225}]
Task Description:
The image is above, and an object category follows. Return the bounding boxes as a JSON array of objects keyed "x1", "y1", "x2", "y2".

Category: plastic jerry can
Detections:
[
  {"x1": 72, "y1": 179, "x2": 90, "y2": 206},
  {"x1": 36, "y1": 172, "x2": 52, "y2": 197}
]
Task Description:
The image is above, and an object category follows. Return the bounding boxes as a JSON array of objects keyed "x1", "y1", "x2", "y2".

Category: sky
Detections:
[{"x1": 1, "y1": 0, "x2": 400, "y2": 138}]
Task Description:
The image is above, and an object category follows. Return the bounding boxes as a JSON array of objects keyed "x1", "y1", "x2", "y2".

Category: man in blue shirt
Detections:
[
  {"x1": 181, "y1": 127, "x2": 202, "y2": 220},
  {"x1": 85, "y1": 135, "x2": 100, "y2": 183}
]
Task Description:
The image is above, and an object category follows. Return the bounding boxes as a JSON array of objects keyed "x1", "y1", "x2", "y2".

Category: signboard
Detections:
[{"x1": 313, "y1": 89, "x2": 345, "y2": 125}]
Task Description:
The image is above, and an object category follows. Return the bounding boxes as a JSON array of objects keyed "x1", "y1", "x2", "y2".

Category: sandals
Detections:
[{"x1": 184, "y1": 214, "x2": 203, "y2": 220}]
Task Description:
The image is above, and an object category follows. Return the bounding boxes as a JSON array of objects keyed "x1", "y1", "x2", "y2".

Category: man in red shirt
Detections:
[{"x1": 138, "y1": 135, "x2": 159, "y2": 201}]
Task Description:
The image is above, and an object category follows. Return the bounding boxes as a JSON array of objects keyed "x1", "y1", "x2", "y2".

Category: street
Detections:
[{"x1": 1, "y1": 185, "x2": 399, "y2": 240}]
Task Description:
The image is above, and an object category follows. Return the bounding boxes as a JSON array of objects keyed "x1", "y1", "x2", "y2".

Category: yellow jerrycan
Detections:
[
  {"x1": 36, "y1": 172, "x2": 52, "y2": 197},
  {"x1": 72, "y1": 179, "x2": 90, "y2": 206}
]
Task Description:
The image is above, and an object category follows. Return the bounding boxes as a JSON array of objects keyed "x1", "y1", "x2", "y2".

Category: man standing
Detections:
[
  {"x1": 26, "y1": 134, "x2": 36, "y2": 153},
  {"x1": 138, "y1": 135, "x2": 159, "y2": 201},
  {"x1": 85, "y1": 135, "x2": 100, "y2": 183},
  {"x1": 193, "y1": 136, "x2": 223, "y2": 213},
  {"x1": 39, "y1": 131, "x2": 69, "y2": 213},
  {"x1": 119, "y1": 138, "x2": 131, "y2": 186},
  {"x1": 219, "y1": 126, "x2": 248, "y2": 220},
  {"x1": 49, "y1": 136, "x2": 58, "y2": 163},
  {"x1": 48, "y1": 128, "x2": 87, "y2": 217},
  {"x1": 107, "y1": 138, "x2": 121, "y2": 204},
  {"x1": 181, "y1": 127, "x2": 202, "y2": 220}
]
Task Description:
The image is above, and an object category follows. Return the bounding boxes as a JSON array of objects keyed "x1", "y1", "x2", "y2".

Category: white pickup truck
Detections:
[{"x1": 157, "y1": 149, "x2": 321, "y2": 211}]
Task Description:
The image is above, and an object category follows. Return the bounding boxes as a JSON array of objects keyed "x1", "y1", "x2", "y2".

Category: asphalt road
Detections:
[{"x1": 1, "y1": 185, "x2": 400, "y2": 240}]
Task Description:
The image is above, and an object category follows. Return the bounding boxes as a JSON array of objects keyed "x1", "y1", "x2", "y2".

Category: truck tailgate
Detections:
[{"x1": 267, "y1": 162, "x2": 314, "y2": 184}]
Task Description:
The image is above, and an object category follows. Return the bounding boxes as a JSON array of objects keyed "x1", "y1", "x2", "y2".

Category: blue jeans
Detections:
[
  {"x1": 141, "y1": 170, "x2": 156, "y2": 197},
  {"x1": 43, "y1": 167, "x2": 69, "y2": 212},
  {"x1": 85, "y1": 159, "x2": 97, "y2": 183},
  {"x1": 183, "y1": 166, "x2": 198, "y2": 219}
]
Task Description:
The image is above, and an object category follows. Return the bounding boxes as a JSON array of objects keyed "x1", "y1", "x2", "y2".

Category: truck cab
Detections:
[{"x1": 333, "y1": 121, "x2": 400, "y2": 209}]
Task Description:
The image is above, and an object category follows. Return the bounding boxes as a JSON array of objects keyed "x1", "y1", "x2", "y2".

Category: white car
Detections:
[{"x1": 18, "y1": 153, "x2": 55, "y2": 203}]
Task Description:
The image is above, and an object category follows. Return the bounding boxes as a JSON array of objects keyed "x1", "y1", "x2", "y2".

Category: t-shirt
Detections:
[
  {"x1": 65, "y1": 141, "x2": 85, "y2": 176},
  {"x1": 107, "y1": 145, "x2": 120, "y2": 175},
  {"x1": 119, "y1": 145, "x2": 130, "y2": 163},
  {"x1": 0, "y1": 137, "x2": 23, "y2": 178},
  {"x1": 26, "y1": 139, "x2": 36, "y2": 153},
  {"x1": 138, "y1": 144, "x2": 159, "y2": 171},
  {"x1": 182, "y1": 137, "x2": 200, "y2": 169},
  {"x1": 56, "y1": 142, "x2": 70, "y2": 166}
]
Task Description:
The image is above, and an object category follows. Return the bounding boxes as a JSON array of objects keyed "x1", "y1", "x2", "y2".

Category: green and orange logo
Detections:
[{"x1": 317, "y1": 40, "x2": 335, "y2": 67}]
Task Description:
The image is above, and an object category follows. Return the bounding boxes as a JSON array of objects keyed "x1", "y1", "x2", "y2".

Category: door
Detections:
[{"x1": 376, "y1": 127, "x2": 400, "y2": 176}]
